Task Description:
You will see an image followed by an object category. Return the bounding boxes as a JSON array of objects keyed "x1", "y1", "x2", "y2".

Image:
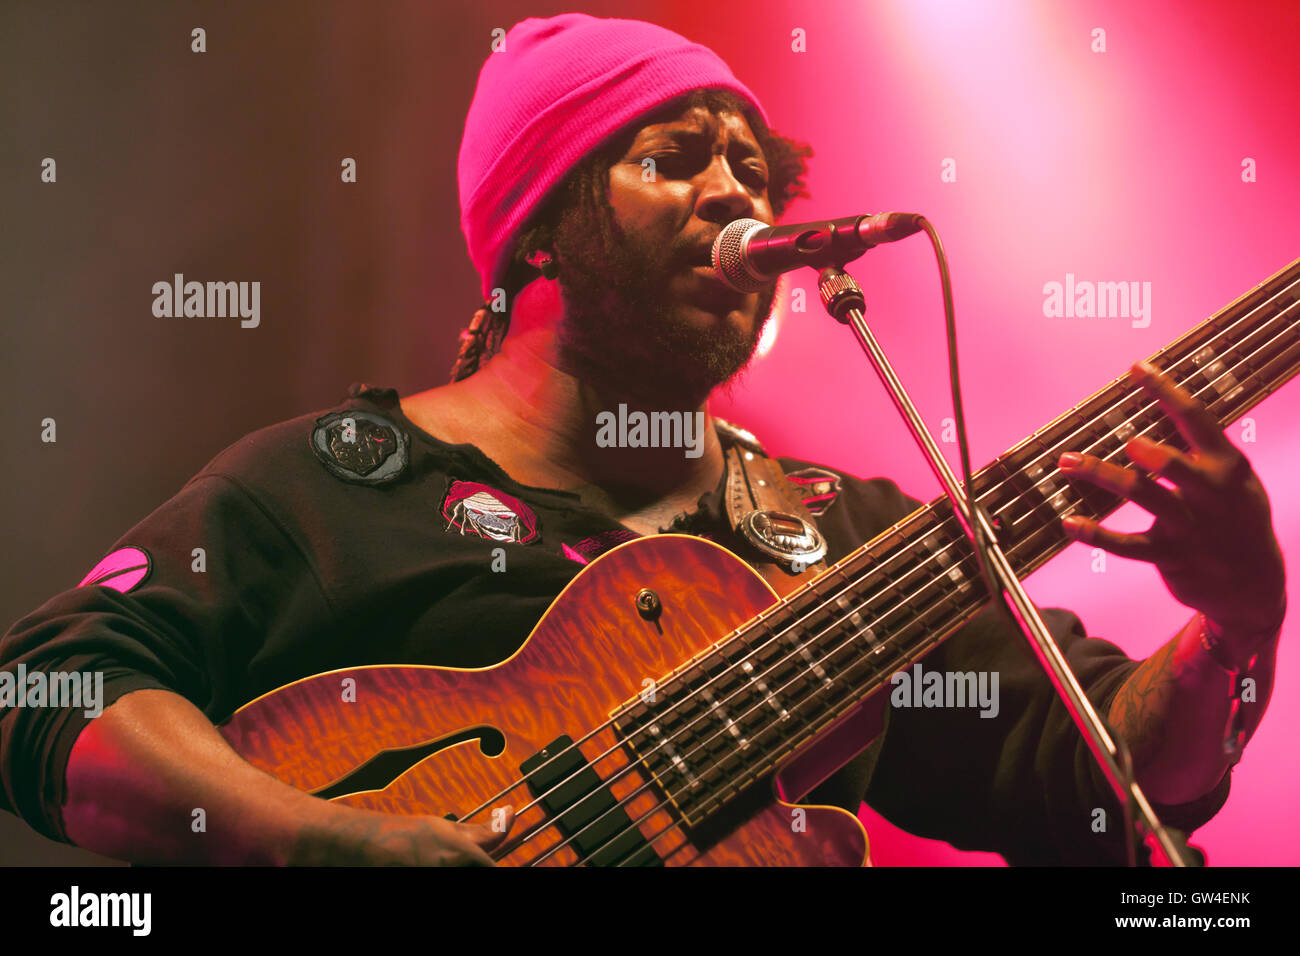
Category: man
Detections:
[{"x1": 0, "y1": 13, "x2": 1286, "y2": 866}]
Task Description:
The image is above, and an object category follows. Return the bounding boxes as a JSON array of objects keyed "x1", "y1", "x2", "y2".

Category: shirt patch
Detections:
[
  {"x1": 785, "y1": 466, "x2": 843, "y2": 517},
  {"x1": 560, "y1": 529, "x2": 641, "y2": 564},
  {"x1": 441, "y1": 480, "x2": 539, "y2": 544},
  {"x1": 78, "y1": 546, "x2": 152, "y2": 593},
  {"x1": 310, "y1": 410, "x2": 409, "y2": 486}
]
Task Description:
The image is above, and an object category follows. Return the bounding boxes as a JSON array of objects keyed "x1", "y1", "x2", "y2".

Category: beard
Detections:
[{"x1": 547, "y1": 201, "x2": 779, "y2": 404}]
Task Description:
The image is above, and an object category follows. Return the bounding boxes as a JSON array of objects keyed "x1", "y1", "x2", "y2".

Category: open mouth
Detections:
[
  {"x1": 676, "y1": 240, "x2": 749, "y2": 303},
  {"x1": 686, "y1": 239, "x2": 719, "y2": 269},
  {"x1": 683, "y1": 266, "x2": 749, "y2": 308}
]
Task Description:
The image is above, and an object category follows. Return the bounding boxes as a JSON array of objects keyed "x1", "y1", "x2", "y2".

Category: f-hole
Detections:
[{"x1": 310, "y1": 725, "x2": 505, "y2": 800}]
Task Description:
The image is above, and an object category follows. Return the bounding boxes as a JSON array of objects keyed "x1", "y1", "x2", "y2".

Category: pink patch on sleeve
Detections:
[
  {"x1": 561, "y1": 529, "x2": 641, "y2": 564},
  {"x1": 78, "y1": 547, "x2": 152, "y2": 593},
  {"x1": 561, "y1": 542, "x2": 590, "y2": 565}
]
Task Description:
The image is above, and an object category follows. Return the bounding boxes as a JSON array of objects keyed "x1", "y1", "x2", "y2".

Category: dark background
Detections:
[{"x1": 1, "y1": 0, "x2": 614, "y2": 866}]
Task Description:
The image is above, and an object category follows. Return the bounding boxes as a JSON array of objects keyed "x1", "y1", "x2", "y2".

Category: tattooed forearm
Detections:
[
  {"x1": 287, "y1": 809, "x2": 496, "y2": 866},
  {"x1": 1108, "y1": 635, "x2": 1182, "y2": 768},
  {"x1": 1106, "y1": 614, "x2": 1279, "y2": 805},
  {"x1": 289, "y1": 815, "x2": 392, "y2": 865}
]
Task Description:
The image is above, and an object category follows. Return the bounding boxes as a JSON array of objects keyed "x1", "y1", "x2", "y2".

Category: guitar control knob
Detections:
[{"x1": 634, "y1": 588, "x2": 661, "y2": 620}]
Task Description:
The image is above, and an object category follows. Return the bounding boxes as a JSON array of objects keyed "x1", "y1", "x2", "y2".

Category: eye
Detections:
[
  {"x1": 645, "y1": 151, "x2": 766, "y2": 190},
  {"x1": 647, "y1": 151, "x2": 690, "y2": 173}
]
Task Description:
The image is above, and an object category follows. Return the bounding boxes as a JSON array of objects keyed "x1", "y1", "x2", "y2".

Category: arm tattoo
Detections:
[
  {"x1": 288, "y1": 815, "x2": 429, "y2": 866},
  {"x1": 1108, "y1": 636, "x2": 1183, "y2": 768}
]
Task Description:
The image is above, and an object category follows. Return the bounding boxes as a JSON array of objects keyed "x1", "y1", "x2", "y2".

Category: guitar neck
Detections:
[
  {"x1": 839, "y1": 253, "x2": 1300, "y2": 646},
  {"x1": 691, "y1": 256, "x2": 1300, "y2": 795}
]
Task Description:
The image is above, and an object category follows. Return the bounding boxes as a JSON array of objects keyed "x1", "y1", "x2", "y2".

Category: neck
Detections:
[{"x1": 449, "y1": 279, "x2": 724, "y2": 498}]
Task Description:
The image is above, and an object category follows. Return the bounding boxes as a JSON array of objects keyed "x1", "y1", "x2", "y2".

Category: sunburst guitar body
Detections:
[{"x1": 220, "y1": 535, "x2": 881, "y2": 866}]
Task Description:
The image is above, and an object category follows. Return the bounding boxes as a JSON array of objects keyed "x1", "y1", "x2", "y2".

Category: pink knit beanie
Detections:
[{"x1": 458, "y1": 13, "x2": 770, "y2": 301}]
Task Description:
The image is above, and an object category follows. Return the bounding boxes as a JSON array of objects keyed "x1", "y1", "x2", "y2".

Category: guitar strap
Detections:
[{"x1": 716, "y1": 418, "x2": 829, "y2": 577}]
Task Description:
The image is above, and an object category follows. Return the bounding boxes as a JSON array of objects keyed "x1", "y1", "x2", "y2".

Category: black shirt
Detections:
[{"x1": 0, "y1": 382, "x2": 1230, "y2": 864}]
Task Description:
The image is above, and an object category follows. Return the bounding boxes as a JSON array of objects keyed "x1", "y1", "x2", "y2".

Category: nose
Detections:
[{"x1": 695, "y1": 154, "x2": 756, "y2": 225}]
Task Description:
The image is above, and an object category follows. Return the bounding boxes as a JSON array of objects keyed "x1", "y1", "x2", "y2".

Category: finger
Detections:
[
  {"x1": 1058, "y1": 452, "x2": 1191, "y2": 527},
  {"x1": 456, "y1": 839, "x2": 499, "y2": 867},
  {"x1": 1061, "y1": 515, "x2": 1160, "y2": 562},
  {"x1": 434, "y1": 807, "x2": 514, "y2": 865},
  {"x1": 1128, "y1": 360, "x2": 1237, "y2": 457},
  {"x1": 480, "y1": 805, "x2": 515, "y2": 844},
  {"x1": 1122, "y1": 435, "x2": 1206, "y2": 489},
  {"x1": 457, "y1": 816, "x2": 510, "y2": 866},
  {"x1": 460, "y1": 806, "x2": 514, "y2": 851}
]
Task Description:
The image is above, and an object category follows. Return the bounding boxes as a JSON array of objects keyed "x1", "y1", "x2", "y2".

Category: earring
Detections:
[{"x1": 528, "y1": 249, "x2": 559, "y2": 280}]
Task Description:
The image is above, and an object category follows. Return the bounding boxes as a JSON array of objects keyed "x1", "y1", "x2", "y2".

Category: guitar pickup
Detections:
[{"x1": 520, "y1": 735, "x2": 662, "y2": 866}]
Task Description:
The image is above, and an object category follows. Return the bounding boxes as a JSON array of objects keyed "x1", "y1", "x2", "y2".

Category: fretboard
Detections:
[{"x1": 614, "y1": 256, "x2": 1300, "y2": 826}]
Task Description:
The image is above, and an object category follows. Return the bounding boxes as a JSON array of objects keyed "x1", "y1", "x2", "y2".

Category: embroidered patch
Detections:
[
  {"x1": 441, "y1": 480, "x2": 539, "y2": 544},
  {"x1": 310, "y1": 410, "x2": 409, "y2": 485},
  {"x1": 785, "y1": 466, "x2": 843, "y2": 517},
  {"x1": 78, "y1": 546, "x2": 152, "y2": 593},
  {"x1": 560, "y1": 529, "x2": 640, "y2": 564}
]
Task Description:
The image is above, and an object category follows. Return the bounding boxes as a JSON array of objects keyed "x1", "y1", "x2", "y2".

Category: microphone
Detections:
[{"x1": 710, "y1": 213, "x2": 924, "y2": 293}]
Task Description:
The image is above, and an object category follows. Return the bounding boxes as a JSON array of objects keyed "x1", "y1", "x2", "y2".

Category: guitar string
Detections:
[
  {"x1": 478, "y1": 286, "x2": 1300, "y2": 861},
  {"x1": 564, "y1": 297, "x2": 1300, "y2": 866},
  {"x1": 459, "y1": 282, "x2": 1298, "y2": 860},
  {"x1": 539, "y1": 554, "x2": 984, "y2": 865},
  {"x1": 533, "y1": 295, "x2": 1300, "y2": 865},
  {"x1": 491, "y1": 290, "x2": 1294, "y2": 858}
]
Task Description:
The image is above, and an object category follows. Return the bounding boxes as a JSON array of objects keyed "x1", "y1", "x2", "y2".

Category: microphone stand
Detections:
[{"x1": 816, "y1": 264, "x2": 1197, "y2": 867}]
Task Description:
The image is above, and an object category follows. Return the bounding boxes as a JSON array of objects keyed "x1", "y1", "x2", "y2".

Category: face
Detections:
[{"x1": 548, "y1": 104, "x2": 780, "y2": 403}]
